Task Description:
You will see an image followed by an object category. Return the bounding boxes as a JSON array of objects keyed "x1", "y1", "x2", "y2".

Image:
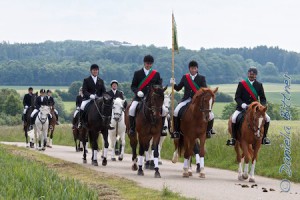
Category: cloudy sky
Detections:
[{"x1": 0, "y1": 0, "x2": 299, "y2": 52}]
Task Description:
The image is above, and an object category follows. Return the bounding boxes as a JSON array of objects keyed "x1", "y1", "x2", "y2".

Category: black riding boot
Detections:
[
  {"x1": 129, "y1": 116, "x2": 136, "y2": 136},
  {"x1": 78, "y1": 111, "x2": 84, "y2": 129},
  {"x1": 55, "y1": 113, "x2": 60, "y2": 125},
  {"x1": 161, "y1": 116, "x2": 167, "y2": 136},
  {"x1": 170, "y1": 116, "x2": 180, "y2": 139},
  {"x1": 206, "y1": 118, "x2": 215, "y2": 139},
  {"x1": 262, "y1": 122, "x2": 271, "y2": 145},
  {"x1": 226, "y1": 123, "x2": 237, "y2": 146}
]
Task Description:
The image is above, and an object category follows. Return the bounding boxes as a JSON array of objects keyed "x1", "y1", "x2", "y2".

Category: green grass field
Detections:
[{"x1": 63, "y1": 101, "x2": 76, "y2": 113}]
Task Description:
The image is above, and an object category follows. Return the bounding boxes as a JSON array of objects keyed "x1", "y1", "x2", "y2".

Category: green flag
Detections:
[{"x1": 172, "y1": 13, "x2": 179, "y2": 52}]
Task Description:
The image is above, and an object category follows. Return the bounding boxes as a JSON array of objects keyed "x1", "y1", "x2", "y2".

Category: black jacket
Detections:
[
  {"x1": 235, "y1": 80, "x2": 267, "y2": 111},
  {"x1": 82, "y1": 76, "x2": 106, "y2": 100},
  {"x1": 107, "y1": 90, "x2": 124, "y2": 100},
  {"x1": 131, "y1": 68, "x2": 162, "y2": 101},
  {"x1": 23, "y1": 93, "x2": 34, "y2": 107},
  {"x1": 46, "y1": 96, "x2": 55, "y2": 106},
  {"x1": 76, "y1": 95, "x2": 84, "y2": 107},
  {"x1": 35, "y1": 96, "x2": 48, "y2": 109},
  {"x1": 174, "y1": 74, "x2": 207, "y2": 101}
]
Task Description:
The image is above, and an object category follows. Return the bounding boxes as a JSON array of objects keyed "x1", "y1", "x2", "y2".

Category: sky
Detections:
[{"x1": 0, "y1": 0, "x2": 300, "y2": 52}]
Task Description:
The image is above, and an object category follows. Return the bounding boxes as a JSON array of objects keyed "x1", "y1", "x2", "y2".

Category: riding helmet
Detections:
[
  {"x1": 90, "y1": 64, "x2": 99, "y2": 71},
  {"x1": 46, "y1": 90, "x2": 52, "y2": 93},
  {"x1": 143, "y1": 55, "x2": 154, "y2": 63},
  {"x1": 40, "y1": 89, "x2": 46, "y2": 93},
  {"x1": 188, "y1": 60, "x2": 198, "y2": 68},
  {"x1": 110, "y1": 80, "x2": 118, "y2": 86}
]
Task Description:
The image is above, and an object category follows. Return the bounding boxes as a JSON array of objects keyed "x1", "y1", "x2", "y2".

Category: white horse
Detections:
[
  {"x1": 107, "y1": 98, "x2": 126, "y2": 161},
  {"x1": 145, "y1": 94, "x2": 170, "y2": 168},
  {"x1": 34, "y1": 106, "x2": 50, "y2": 151}
]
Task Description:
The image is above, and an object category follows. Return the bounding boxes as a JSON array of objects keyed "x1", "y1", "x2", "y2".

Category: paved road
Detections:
[{"x1": 2, "y1": 142, "x2": 300, "y2": 200}]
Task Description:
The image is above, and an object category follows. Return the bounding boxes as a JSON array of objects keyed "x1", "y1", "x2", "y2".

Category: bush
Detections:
[{"x1": 215, "y1": 92, "x2": 233, "y2": 102}]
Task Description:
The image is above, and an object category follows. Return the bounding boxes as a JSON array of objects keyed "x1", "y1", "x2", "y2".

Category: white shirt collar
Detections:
[
  {"x1": 190, "y1": 73, "x2": 197, "y2": 81},
  {"x1": 248, "y1": 78, "x2": 254, "y2": 85},
  {"x1": 143, "y1": 67, "x2": 150, "y2": 76},
  {"x1": 91, "y1": 75, "x2": 97, "y2": 84},
  {"x1": 112, "y1": 89, "x2": 116, "y2": 94}
]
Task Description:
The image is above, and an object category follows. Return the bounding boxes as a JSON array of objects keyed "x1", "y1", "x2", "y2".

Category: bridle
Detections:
[{"x1": 143, "y1": 88, "x2": 164, "y2": 124}]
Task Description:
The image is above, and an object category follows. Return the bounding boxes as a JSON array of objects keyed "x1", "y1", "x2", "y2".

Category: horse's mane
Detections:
[{"x1": 191, "y1": 88, "x2": 214, "y2": 104}]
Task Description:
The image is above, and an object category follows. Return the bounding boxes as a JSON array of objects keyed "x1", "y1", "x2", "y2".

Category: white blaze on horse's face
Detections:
[
  {"x1": 208, "y1": 97, "x2": 213, "y2": 111},
  {"x1": 256, "y1": 117, "x2": 264, "y2": 138},
  {"x1": 112, "y1": 98, "x2": 123, "y2": 121}
]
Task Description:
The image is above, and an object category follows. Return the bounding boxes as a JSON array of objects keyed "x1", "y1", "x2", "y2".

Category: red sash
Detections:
[
  {"x1": 185, "y1": 74, "x2": 199, "y2": 93},
  {"x1": 241, "y1": 80, "x2": 258, "y2": 101},
  {"x1": 138, "y1": 69, "x2": 157, "y2": 91}
]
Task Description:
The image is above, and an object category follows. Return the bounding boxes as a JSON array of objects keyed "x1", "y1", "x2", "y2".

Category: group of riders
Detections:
[{"x1": 22, "y1": 54, "x2": 271, "y2": 146}]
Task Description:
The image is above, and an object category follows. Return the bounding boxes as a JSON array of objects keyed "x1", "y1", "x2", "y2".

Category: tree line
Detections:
[{"x1": 0, "y1": 41, "x2": 300, "y2": 86}]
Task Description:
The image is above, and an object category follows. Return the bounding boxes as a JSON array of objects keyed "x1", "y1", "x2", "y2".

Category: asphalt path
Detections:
[{"x1": 2, "y1": 142, "x2": 300, "y2": 200}]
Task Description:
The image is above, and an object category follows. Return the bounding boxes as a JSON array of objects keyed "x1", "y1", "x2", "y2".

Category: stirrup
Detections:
[
  {"x1": 262, "y1": 137, "x2": 271, "y2": 145},
  {"x1": 226, "y1": 138, "x2": 236, "y2": 146},
  {"x1": 171, "y1": 131, "x2": 180, "y2": 139}
]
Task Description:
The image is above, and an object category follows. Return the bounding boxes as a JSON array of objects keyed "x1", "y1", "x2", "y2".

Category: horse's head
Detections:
[
  {"x1": 112, "y1": 97, "x2": 125, "y2": 122},
  {"x1": 192, "y1": 87, "x2": 218, "y2": 121},
  {"x1": 247, "y1": 102, "x2": 267, "y2": 138},
  {"x1": 163, "y1": 93, "x2": 171, "y2": 111},
  {"x1": 31, "y1": 92, "x2": 38, "y2": 107},
  {"x1": 39, "y1": 105, "x2": 50, "y2": 121},
  {"x1": 95, "y1": 93, "x2": 113, "y2": 126},
  {"x1": 146, "y1": 85, "x2": 167, "y2": 118}
]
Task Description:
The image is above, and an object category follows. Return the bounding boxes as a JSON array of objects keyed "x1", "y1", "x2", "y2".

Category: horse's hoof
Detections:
[
  {"x1": 149, "y1": 160, "x2": 155, "y2": 170},
  {"x1": 92, "y1": 160, "x2": 98, "y2": 166},
  {"x1": 249, "y1": 177, "x2": 255, "y2": 183},
  {"x1": 158, "y1": 161, "x2": 162, "y2": 165},
  {"x1": 196, "y1": 164, "x2": 200, "y2": 173},
  {"x1": 242, "y1": 174, "x2": 249, "y2": 180},
  {"x1": 83, "y1": 159, "x2": 87, "y2": 164},
  {"x1": 199, "y1": 173, "x2": 206, "y2": 178},
  {"x1": 145, "y1": 161, "x2": 150, "y2": 169},
  {"x1": 111, "y1": 158, "x2": 116, "y2": 161},
  {"x1": 154, "y1": 171, "x2": 161, "y2": 178},
  {"x1": 188, "y1": 171, "x2": 193, "y2": 176},
  {"x1": 118, "y1": 156, "x2": 123, "y2": 161},
  {"x1": 132, "y1": 164, "x2": 138, "y2": 171},
  {"x1": 183, "y1": 172, "x2": 189, "y2": 178},
  {"x1": 102, "y1": 158, "x2": 107, "y2": 166},
  {"x1": 137, "y1": 169, "x2": 144, "y2": 176},
  {"x1": 42, "y1": 147, "x2": 46, "y2": 151},
  {"x1": 47, "y1": 145, "x2": 52, "y2": 148},
  {"x1": 172, "y1": 153, "x2": 178, "y2": 163}
]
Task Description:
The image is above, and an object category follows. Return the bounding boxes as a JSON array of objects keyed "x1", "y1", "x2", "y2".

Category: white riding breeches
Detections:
[
  {"x1": 129, "y1": 100, "x2": 167, "y2": 117},
  {"x1": 231, "y1": 110, "x2": 271, "y2": 123},
  {"x1": 31, "y1": 109, "x2": 39, "y2": 117},
  {"x1": 54, "y1": 109, "x2": 58, "y2": 115},
  {"x1": 23, "y1": 108, "x2": 28, "y2": 114},
  {"x1": 73, "y1": 109, "x2": 79, "y2": 118},
  {"x1": 174, "y1": 98, "x2": 191, "y2": 117},
  {"x1": 80, "y1": 99, "x2": 91, "y2": 110}
]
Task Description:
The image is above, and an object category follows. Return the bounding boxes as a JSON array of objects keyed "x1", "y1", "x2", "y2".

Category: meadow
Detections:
[{"x1": 1, "y1": 120, "x2": 299, "y2": 183}]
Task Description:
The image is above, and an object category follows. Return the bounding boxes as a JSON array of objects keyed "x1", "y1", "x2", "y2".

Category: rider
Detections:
[
  {"x1": 46, "y1": 90, "x2": 60, "y2": 125},
  {"x1": 72, "y1": 87, "x2": 84, "y2": 129},
  {"x1": 22, "y1": 87, "x2": 34, "y2": 123},
  {"x1": 226, "y1": 67, "x2": 271, "y2": 146},
  {"x1": 129, "y1": 55, "x2": 167, "y2": 136},
  {"x1": 29, "y1": 89, "x2": 47, "y2": 129},
  {"x1": 78, "y1": 64, "x2": 106, "y2": 128},
  {"x1": 170, "y1": 60, "x2": 215, "y2": 139}
]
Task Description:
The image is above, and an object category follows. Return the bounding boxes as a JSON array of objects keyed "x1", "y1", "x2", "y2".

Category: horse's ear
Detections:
[
  {"x1": 163, "y1": 85, "x2": 168, "y2": 92},
  {"x1": 255, "y1": 106, "x2": 259, "y2": 112},
  {"x1": 263, "y1": 106, "x2": 268, "y2": 112},
  {"x1": 213, "y1": 87, "x2": 218, "y2": 94}
]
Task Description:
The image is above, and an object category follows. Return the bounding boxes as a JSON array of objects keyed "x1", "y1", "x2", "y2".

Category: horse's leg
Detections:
[
  {"x1": 152, "y1": 136, "x2": 161, "y2": 178},
  {"x1": 129, "y1": 133, "x2": 138, "y2": 171},
  {"x1": 249, "y1": 143, "x2": 260, "y2": 182},
  {"x1": 73, "y1": 130, "x2": 79, "y2": 152},
  {"x1": 145, "y1": 138, "x2": 153, "y2": 169},
  {"x1": 89, "y1": 130, "x2": 99, "y2": 166},
  {"x1": 118, "y1": 131, "x2": 125, "y2": 161},
  {"x1": 241, "y1": 140, "x2": 249, "y2": 180},
  {"x1": 158, "y1": 136, "x2": 166, "y2": 165},
  {"x1": 137, "y1": 143, "x2": 145, "y2": 176},
  {"x1": 194, "y1": 142, "x2": 201, "y2": 173},
  {"x1": 110, "y1": 130, "x2": 116, "y2": 161},
  {"x1": 199, "y1": 134, "x2": 206, "y2": 178},
  {"x1": 102, "y1": 129, "x2": 109, "y2": 166},
  {"x1": 48, "y1": 129, "x2": 54, "y2": 148},
  {"x1": 172, "y1": 139, "x2": 179, "y2": 163},
  {"x1": 24, "y1": 128, "x2": 29, "y2": 147},
  {"x1": 183, "y1": 138, "x2": 191, "y2": 178},
  {"x1": 235, "y1": 141, "x2": 243, "y2": 180},
  {"x1": 82, "y1": 129, "x2": 87, "y2": 163}
]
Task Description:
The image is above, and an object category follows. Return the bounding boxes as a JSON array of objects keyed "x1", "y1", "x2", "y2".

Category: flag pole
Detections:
[{"x1": 170, "y1": 13, "x2": 175, "y2": 133}]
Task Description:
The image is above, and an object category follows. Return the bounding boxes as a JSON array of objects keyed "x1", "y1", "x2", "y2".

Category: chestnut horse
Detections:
[
  {"x1": 47, "y1": 105, "x2": 57, "y2": 148},
  {"x1": 228, "y1": 101, "x2": 267, "y2": 182},
  {"x1": 125, "y1": 85, "x2": 167, "y2": 178},
  {"x1": 172, "y1": 87, "x2": 218, "y2": 178}
]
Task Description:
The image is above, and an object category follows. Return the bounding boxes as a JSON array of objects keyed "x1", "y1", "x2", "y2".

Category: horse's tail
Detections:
[{"x1": 178, "y1": 134, "x2": 184, "y2": 157}]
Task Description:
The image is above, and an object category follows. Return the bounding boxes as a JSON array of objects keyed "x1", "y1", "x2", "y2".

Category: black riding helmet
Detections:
[
  {"x1": 40, "y1": 89, "x2": 46, "y2": 93},
  {"x1": 46, "y1": 89, "x2": 52, "y2": 93},
  {"x1": 188, "y1": 60, "x2": 198, "y2": 68},
  {"x1": 143, "y1": 55, "x2": 154, "y2": 63},
  {"x1": 90, "y1": 64, "x2": 99, "y2": 71}
]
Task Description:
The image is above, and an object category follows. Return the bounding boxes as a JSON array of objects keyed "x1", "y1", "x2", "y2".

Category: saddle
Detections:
[
  {"x1": 82, "y1": 101, "x2": 93, "y2": 123},
  {"x1": 235, "y1": 110, "x2": 246, "y2": 135},
  {"x1": 178, "y1": 103, "x2": 190, "y2": 120}
]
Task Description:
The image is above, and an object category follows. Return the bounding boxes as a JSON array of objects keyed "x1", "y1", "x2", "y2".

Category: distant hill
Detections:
[{"x1": 0, "y1": 40, "x2": 299, "y2": 86}]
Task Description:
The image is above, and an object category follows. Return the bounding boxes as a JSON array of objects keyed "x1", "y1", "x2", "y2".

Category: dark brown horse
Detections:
[
  {"x1": 172, "y1": 87, "x2": 218, "y2": 178},
  {"x1": 81, "y1": 93, "x2": 113, "y2": 166},
  {"x1": 125, "y1": 85, "x2": 167, "y2": 178},
  {"x1": 23, "y1": 92, "x2": 38, "y2": 148},
  {"x1": 47, "y1": 105, "x2": 57, "y2": 148},
  {"x1": 228, "y1": 101, "x2": 267, "y2": 182},
  {"x1": 72, "y1": 113, "x2": 85, "y2": 152}
]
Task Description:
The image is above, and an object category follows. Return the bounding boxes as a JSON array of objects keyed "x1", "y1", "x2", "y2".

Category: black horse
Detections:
[
  {"x1": 81, "y1": 93, "x2": 113, "y2": 166},
  {"x1": 23, "y1": 92, "x2": 38, "y2": 147}
]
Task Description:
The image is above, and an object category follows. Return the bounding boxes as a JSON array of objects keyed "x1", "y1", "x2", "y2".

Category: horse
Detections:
[
  {"x1": 108, "y1": 97, "x2": 126, "y2": 161},
  {"x1": 81, "y1": 93, "x2": 113, "y2": 166},
  {"x1": 72, "y1": 113, "x2": 85, "y2": 152},
  {"x1": 23, "y1": 92, "x2": 38, "y2": 148},
  {"x1": 47, "y1": 105, "x2": 57, "y2": 148},
  {"x1": 228, "y1": 101, "x2": 267, "y2": 182},
  {"x1": 125, "y1": 84, "x2": 167, "y2": 178},
  {"x1": 146, "y1": 93, "x2": 170, "y2": 169},
  {"x1": 172, "y1": 87, "x2": 218, "y2": 178},
  {"x1": 33, "y1": 105, "x2": 51, "y2": 151}
]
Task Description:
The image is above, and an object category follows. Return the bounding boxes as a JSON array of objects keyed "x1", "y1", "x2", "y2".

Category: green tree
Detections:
[
  {"x1": 4, "y1": 94, "x2": 22, "y2": 116},
  {"x1": 68, "y1": 81, "x2": 82, "y2": 98},
  {"x1": 221, "y1": 102, "x2": 236, "y2": 120}
]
